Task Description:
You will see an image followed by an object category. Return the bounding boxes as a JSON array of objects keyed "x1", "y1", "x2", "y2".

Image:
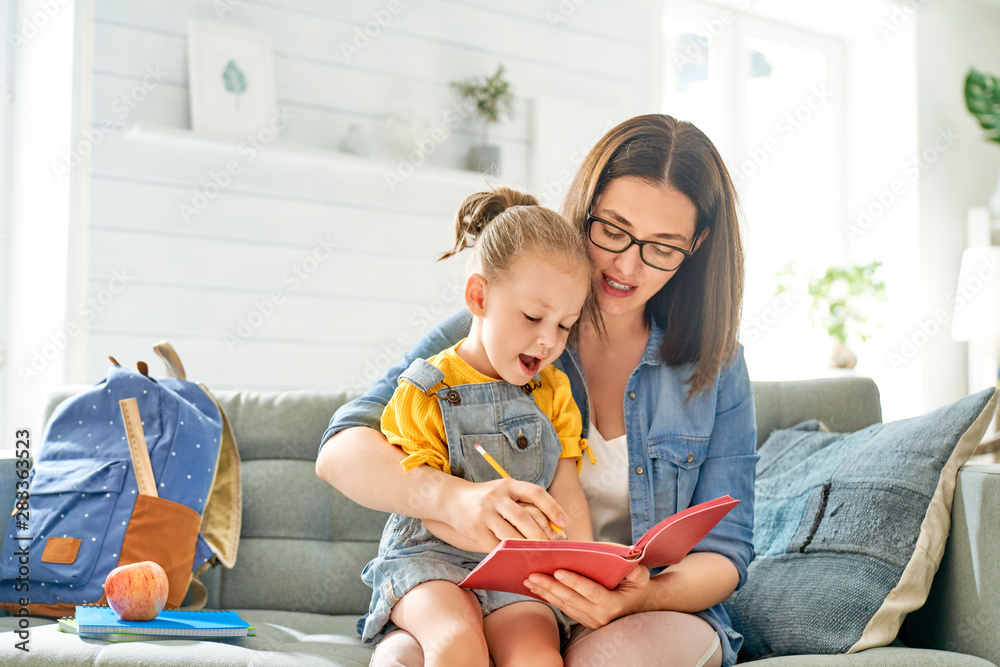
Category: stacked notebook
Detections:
[{"x1": 60, "y1": 606, "x2": 253, "y2": 642}]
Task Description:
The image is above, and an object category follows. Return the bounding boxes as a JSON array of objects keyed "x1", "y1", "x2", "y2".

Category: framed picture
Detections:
[{"x1": 187, "y1": 21, "x2": 276, "y2": 140}]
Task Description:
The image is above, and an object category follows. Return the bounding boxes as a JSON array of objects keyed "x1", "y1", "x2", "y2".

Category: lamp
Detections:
[{"x1": 952, "y1": 247, "x2": 1000, "y2": 445}]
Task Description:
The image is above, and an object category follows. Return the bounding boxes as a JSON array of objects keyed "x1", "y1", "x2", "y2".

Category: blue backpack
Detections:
[{"x1": 0, "y1": 343, "x2": 241, "y2": 617}]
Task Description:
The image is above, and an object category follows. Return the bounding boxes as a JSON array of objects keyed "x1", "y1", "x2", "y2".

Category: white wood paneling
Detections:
[{"x1": 82, "y1": 0, "x2": 655, "y2": 392}]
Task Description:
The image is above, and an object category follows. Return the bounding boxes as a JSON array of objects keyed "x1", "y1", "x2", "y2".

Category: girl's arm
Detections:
[{"x1": 546, "y1": 458, "x2": 592, "y2": 542}]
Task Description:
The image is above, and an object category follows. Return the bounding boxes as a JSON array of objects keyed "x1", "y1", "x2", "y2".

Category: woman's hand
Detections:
[
  {"x1": 523, "y1": 564, "x2": 651, "y2": 629},
  {"x1": 425, "y1": 477, "x2": 568, "y2": 553}
]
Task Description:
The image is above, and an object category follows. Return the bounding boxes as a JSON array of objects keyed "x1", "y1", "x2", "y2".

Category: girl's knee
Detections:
[
  {"x1": 371, "y1": 630, "x2": 424, "y2": 667},
  {"x1": 424, "y1": 627, "x2": 489, "y2": 666},
  {"x1": 484, "y1": 602, "x2": 561, "y2": 667}
]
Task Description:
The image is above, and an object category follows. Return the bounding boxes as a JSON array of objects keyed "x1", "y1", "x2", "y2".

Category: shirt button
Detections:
[
  {"x1": 687, "y1": 452, "x2": 694, "y2": 463},
  {"x1": 634, "y1": 466, "x2": 644, "y2": 475},
  {"x1": 628, "y1": 391, "x2": 636, "y2": 400}
]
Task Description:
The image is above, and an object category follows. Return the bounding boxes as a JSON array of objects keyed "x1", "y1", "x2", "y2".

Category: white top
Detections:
[{"x1": 578, "y1": 422, "x2": 632, "y2": 545}]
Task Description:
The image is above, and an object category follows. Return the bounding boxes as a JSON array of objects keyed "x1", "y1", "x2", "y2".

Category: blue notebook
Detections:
[{"x1": 74, "y1": 606, "x2": 250, "y2": 637}]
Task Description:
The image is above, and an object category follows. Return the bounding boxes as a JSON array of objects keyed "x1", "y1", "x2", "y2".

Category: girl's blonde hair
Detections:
[{"x1": 440, "y1": 186, "x2": 602, "y2": 341}]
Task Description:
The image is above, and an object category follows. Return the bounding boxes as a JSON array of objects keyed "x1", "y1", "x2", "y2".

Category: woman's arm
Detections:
[
  {"x1": 523, "y1": 346, "x2": 758, "y2": 627},
  {"x1": 524, "y1": 551, "x2": 738, "y2": 628},
  {"x1": 638, "y1": 552, "x2": 738, "y2": 613},
  {"x1": 318, "y1": 428, "x2": 567, "y2": 550},
  {"x1": 316, "y1": 308, "x2": 470, "y2": 516},
  {"x1": 315, "y1": 310, "x2": 567, "y2": 549}
]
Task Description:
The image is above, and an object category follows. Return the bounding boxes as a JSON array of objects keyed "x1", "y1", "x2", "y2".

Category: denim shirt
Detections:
[{"x1": 322, "y1": 309, "x2": 758, "y2": 665}]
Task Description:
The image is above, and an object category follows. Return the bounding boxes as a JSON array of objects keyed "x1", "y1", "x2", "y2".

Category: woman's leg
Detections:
[
  {"x1": 563, "y1": 611, "x2": 722, "y2": 667},
  {"x1": 388, "y1": 580, "x2": 489, "y2": 667},
  {"x1": 482, "y1": 601, "x2": 562, "y2": 667}
]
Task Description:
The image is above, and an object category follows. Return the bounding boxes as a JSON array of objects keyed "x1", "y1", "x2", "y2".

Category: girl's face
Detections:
[
  {"x1": 588, "y1": 176, "x2": 704, "y2": 323},
  {"x1": 469, "y1": 255, "x2": 589, "y2": 385}
]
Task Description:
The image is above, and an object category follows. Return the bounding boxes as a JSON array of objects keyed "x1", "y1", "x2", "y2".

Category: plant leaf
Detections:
[
  {"x1": 223, "y1": 60, "x2": 248, "y2": 96},
  {"x1": 965, "y1": 67, "x2": 1000, "y2": 144}
]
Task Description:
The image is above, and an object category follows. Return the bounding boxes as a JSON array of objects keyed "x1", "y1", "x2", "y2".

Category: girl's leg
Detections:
[
  {"x1": 389, "y1": 580, "x2": 489, "y2": 667},
  {"x1": 563, "y1": 611, "x2": 722, "y2": 667},
  {"x1": 482, "y1": 601, "x2": 562, "y2": 667},
  {"x1": 369, "y1": 629, "x2": 423, "y2": 667}
]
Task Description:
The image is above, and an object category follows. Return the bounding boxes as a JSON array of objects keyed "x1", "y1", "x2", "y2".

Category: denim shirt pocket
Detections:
[
  {"x1": 647, "y1": 436, "x2": 710, "y2": 512},
  {"x1": 461, "y1": 414, "x2": 543, "y2": 484}
]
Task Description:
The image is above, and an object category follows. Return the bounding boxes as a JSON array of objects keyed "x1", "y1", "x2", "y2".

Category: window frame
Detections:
[{"x1": 659, "y1": 0, "x2": 848, "y2": 245}]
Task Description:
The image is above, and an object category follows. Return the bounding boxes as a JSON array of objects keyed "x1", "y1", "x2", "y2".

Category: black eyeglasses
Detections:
[{"x1": 587, "y1": 214, "x2": 695, "y2": 272}]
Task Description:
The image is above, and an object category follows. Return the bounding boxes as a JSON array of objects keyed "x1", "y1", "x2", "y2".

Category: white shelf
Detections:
[{"x1": 124, "y1": 124, "x2": 497, "y2": 189}]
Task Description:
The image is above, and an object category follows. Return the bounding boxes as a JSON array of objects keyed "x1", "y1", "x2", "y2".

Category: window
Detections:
[
  {"x1": 0, "y1": 0, "x2": 13, "y2": 445},
  {"x1": 662, "y1": 1, "x2": 846, "y2": 379}
]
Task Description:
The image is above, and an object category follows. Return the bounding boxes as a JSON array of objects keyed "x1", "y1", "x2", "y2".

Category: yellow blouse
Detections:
[{"x1": 382, "y1": 342, "x2": 584, "y2": 474}]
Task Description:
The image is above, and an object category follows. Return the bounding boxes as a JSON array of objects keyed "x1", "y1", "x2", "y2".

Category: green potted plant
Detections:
[
  {"x1": 964, "y1": 67, "x2": 1000, "y2": 217},
  {"x1": 450, "y1": 64, "x2": 515, "y2": 174},
  {"x1": 776, "y1": 261, "x2": 886, "y2": 369}
]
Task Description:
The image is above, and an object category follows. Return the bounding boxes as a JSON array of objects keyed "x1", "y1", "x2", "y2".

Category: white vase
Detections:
[
  {"x1": 990, "y1": 154, "x2": 1000, "y2": 220},
  {"x1": 468, "y1": 145, "x2": 500, "y2": 174},
  {"x1": 338, "y1": 125, "x2": 369, "y2": 156},
  {"x1": 828, "y1": 339, "x2": 857, "y2": 370}
]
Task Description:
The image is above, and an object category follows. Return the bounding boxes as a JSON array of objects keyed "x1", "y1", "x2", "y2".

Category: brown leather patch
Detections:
[
  {"x1": 117, "y1": 493, "x2": 201, "y2": 609},
  {"x1": 41, "y1": 537, "x2": 82, "y2": 564}
]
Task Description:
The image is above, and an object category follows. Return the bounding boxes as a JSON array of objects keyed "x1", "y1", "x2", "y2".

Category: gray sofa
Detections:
[{"x1": 1, "y1": 377, "x2": 997, "y2": 666}]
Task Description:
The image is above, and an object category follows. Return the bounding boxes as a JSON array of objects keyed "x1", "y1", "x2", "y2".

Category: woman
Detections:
[{"x1": 316, "y1": 114, "x2": 757, "y2": 667}]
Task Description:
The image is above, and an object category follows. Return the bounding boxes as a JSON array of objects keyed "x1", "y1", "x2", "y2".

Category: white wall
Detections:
[
  {"x1": 832, "y1": 0, "x2": 1000, "y2": 419},
  {"x1": 915, "y1": 0, "x2": 1000, "y2": 413},
  {"x1": 3, "y1": 0, "x2": 656, "y2": 437},
  {"x1": 3, "y1": 0, "x2": 89, "y2": 444},
  {"x1": 842, "y1": 9, "x2": 920, "y2": 422}
]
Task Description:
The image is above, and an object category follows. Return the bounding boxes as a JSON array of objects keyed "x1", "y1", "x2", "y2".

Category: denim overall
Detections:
[{"x1": 359, "y1": 357, "x2": 564, "y2": 645}]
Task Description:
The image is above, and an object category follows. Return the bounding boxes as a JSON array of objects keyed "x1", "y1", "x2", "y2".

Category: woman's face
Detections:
[{"x1": 588, "y1": 176, "x2": 704, "y2": 323}]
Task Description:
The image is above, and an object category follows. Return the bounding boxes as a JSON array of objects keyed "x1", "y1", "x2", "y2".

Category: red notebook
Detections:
[{"x1": 459, "y1": 496, "x2": 739, "y2": 598}]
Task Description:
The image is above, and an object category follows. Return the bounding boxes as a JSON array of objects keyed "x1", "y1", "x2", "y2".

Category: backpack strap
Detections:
[
  {"x1": 196, "y1": 384, "x2": 241, "y2": 569},
  {"x1": 154, "y1": 341, "x2": 187, "y2": 380},
  {"x1": 399, "y1": 358, "x2": 445, "y2": 394},
  {"x1": 180, "y1": 560, "x2": 213, "y2": 611}
]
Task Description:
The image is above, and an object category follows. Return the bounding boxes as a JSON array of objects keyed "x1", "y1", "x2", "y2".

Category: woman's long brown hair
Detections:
[{"x1": 561, "y1": 114, "x2": 745, "y2": 399}]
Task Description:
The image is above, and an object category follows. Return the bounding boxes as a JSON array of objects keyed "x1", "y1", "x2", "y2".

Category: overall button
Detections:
[
  {"x1": 687, "y1": 452, "x2": 694, "y2": 463},
  {"x1": 445, "y1": 389, "x2": 461, "y2": 405},
  {"x1": 628, "y1": 391, "x2": 636, "y2": 400},
  {"x1": 516, "y1": 435, "x2": 529, "y2": 449},
  {"x1": 634, "y1": 465, "x2": 644, "y2": 475}
]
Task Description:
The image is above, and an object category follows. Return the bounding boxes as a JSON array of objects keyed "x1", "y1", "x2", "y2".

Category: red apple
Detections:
[{"x1": 103, "y1": 561, "x2": 169, "y2": 621}]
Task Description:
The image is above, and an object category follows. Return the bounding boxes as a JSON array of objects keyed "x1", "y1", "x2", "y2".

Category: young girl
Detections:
[{"x1": 358, "y1": 187, "x2": 597, "y2": 666}]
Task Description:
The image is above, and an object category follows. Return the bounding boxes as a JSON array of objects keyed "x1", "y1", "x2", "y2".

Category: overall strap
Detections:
[{"x1": 399, "y1": 358, "x2": 446, "y2": 394}]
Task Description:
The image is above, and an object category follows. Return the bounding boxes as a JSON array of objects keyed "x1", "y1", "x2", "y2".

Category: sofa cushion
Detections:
[
  {"x1": 0, "y1": 611, "x2": 372, "y2": 666},
  {"x1": 2, "y1": 613, "x2": 996, "y2": 666},
  {"x1": 724, "y1": 387, "x2": 997, "y2": 659}
]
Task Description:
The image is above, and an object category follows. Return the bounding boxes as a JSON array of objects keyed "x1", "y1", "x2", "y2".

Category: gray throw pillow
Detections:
[{"x1": 724, "y1": 387, "x2": 997, "y2": 659}]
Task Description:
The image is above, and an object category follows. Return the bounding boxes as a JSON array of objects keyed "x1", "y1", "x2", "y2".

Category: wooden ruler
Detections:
[{"x1": 119, "y1": 398, "x2": 158, "y2": 498}]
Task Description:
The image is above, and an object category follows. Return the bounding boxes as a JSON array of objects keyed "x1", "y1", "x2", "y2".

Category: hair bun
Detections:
[{"x1": 441, "y1": 187, "x2": 539, "y2": 261}]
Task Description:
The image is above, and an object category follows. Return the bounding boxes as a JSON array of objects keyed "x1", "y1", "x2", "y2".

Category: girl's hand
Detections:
[
  {"x1": 427, "y1": 477, "x2": 567, "y2": 552},
  {"x1": 523, "y1": 565, "x2": 651, "y2": 629}
]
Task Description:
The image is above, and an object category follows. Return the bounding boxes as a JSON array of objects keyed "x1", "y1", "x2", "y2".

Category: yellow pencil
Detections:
[{"x1": 473, "y1": 443, "x2": 566, "y2": 539}]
